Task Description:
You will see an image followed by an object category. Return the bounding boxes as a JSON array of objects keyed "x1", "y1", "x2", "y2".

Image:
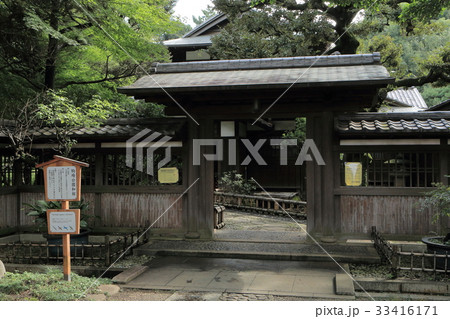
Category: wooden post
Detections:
[
  {"x1": 391, "y1": 246, "x2": 399, "y2": 279},
  {"x1": 105, "y1": 235, "x2": 110, "y2": 267},
  {"x1": 61, "y1": 200, "x2": 71, "y2": 281},
  {"x1": 36, "y1": 155, "x2": 89, "y2": 282}
]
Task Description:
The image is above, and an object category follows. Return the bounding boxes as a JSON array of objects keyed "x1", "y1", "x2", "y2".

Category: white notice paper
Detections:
[
  {"x1": 46, "y1": 166, "x2": 77, "y2": 200},
  {"x1": 48, "y1": 211, "x2": 77, "y2": 233}
]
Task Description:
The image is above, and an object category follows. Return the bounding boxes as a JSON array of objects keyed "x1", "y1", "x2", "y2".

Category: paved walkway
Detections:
[{"x1": 122, "y1": 256, "x2": 354, "y2": 300}]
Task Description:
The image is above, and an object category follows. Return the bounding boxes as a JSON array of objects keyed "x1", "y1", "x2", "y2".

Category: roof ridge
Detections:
[
  {"x1": 151, "y1": 53, "x2": 382, "y2": 74},
  {"x1": 183, "y1": 13, "x2": 226, "y2": 38}
]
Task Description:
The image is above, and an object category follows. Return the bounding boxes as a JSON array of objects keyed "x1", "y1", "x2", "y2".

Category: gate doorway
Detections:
[{"x1": 118, "y1": 53, "x2": 393, "y2": 240}]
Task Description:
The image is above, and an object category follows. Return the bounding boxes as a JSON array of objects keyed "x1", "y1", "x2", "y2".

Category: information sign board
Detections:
[
  {"x1": 158, "y1": 167, "x2": 179, "y2": 184},
  {"x1": 46, "y1": 166, "x2": 78, "y2": 200},
  {"x1": 46, "y1": 209, "x2": 80, "y2": 235},
  {"x1": 345, "y1": 162, "x2": 363, "y2": 186}
]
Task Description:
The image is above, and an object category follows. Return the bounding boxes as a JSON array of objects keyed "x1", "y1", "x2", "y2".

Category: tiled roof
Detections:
[
  {"x1": 0, "y1": 118, "x2": 186, "y2": 141},
  {"x1": 337, "y1": 112, "x2": 450, "y2": 135},
  {"x1": 381, "y1": 87, "x2": 428, "y2": 112},
  {"x1": 119, "y1": 53, "x2": 393, "y2": 94}
]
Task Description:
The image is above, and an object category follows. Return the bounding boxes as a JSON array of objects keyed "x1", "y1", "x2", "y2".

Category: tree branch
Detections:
[
  {"x1": 394, "y1": 68, "x2": 449, "y2": 87},
  {"x1": 59, "y1": 22, "x2": 93, "y2": 34},
  {"x1": 60, "y1": 64, "x2": 138, "y2": 88}
]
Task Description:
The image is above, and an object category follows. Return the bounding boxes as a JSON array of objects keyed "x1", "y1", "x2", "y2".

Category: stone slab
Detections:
[
  {"x1": 402, "y1": 283, "x2": 448, "y2": 295},
  {"x1": 123, "y1": 256, "x2": 348, "y2": 299},
  {"x1": 356, "y1": 279, "x2": 450, "y2": 295},
  {"x1": 112, "y1": 265, "x2": 148, "y2": 284},
  {"x1": 128, "y1": 267, "x2": 183, "y2": 286},
  {"x1": 248, "y1": 274, "x2": 295, "y2": 293},
  {"x1": 206, "y1": 271, "x2": 256, "y2": 290},
  {"x1": 166, "y1": 270, "x2": 219, "y2": 288},
  {"x1": 335, "y1": 274, "x2": 355, "y2": 296},
  {"x1": 292, "y1": 276, "x2": 335, "y2": 295},
  {"x1": 355, "y1": 279, "x2": 401, "y2": 293}
]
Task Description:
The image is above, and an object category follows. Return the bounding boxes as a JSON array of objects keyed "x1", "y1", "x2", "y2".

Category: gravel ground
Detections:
[
  {"x1": 105, "y1": 288, "x2": 173, "y2": 301},
  {"x1": 222, "y1": 210, "x2": 303, "y2": 232}
]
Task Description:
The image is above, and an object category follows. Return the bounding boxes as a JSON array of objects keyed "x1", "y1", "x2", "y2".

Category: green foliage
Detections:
[
  {"x1": 192, "y1": 5, "x2": 219, "y2": 26},
  {"x1": 399, "y1": 0, "x2": 449, "y2": 23},
  {"x1": 421, "y1": 85, "x2": 450, "y2": 106},
  {"x1": 24, "y1": 199, "x2": 94, "y2": 232},
  {"x1": 358, "y1": 34, "x2": 405, "y2": 75},
  {"x1": 0, "y1": 0, "x2": 186, "y2": 116},
  {"x1": 282, "y1": 118, "x2": 306, "y2": 144},
  {"x1": 37, "y1": 91, "x2": 122, "y2": 128},
  {"x1": 218, "y1": 170, "x2": 256, "y2": 195},
  {"x1": 212, "y1": 0, "x2": 449, "y2": 90},
  {"x1": 356, "y1": 9, "x2": 450, "y2": 99},
  {"x1": 0, "y1": 268, "x2": 110, "y2": 301},
  {"x1": 209, "y1": 1, "x2": 335, "y2": 59},
  {"x1": 419, "y1": 180, "x2": 450, "y2": 226},
  {"x1": 36, "y1": 90, "x2": 124, "y2": 155}
]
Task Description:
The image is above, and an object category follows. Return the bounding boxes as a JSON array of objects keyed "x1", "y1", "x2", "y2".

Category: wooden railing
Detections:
[
  {"x1": 371, "y1": 226, "x2": 395, "y2": 265},
  {"x1": 214, "y1": 192, "x2": 307, "y2": 219},
  {"x1": 0, "y1": 230, "x2": 148, "y2": 267},
  {"x1": 371, "y1": 226, "x2": 449, "y2": 278}
]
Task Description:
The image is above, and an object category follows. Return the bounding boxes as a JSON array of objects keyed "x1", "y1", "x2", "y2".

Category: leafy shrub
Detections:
[
  {"x1": 419, "y1": 182, "x2": 450, "y2": 224},
  {"x1": 24, "y1": 198, "x2": 95, "y2": 232},
  {"x1": 218, "y1": 171, "x2": 256, "y2": 195},
  {"x1": 419, "y1": 180, "x2": 450, "y2": 240},
  {"x1": 0, "y1": 268, "x2": 110, "y2": 301}
]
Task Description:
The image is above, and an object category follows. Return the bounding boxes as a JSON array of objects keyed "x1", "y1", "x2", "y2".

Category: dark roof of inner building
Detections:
[{"x1": 427, "y1": 99, "x2": 450, "y2": 111}]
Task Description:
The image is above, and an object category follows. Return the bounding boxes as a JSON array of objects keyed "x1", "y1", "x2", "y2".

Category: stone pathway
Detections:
[
  {"x1": 122, "y1": 256, "x2": 354, "y2": 300},
  {"x1": 220, "y1": 210, "x2": 303, "y2": 232},
  {"x1": 214, "y1": 210, "x2": 307, "y2": 242}
]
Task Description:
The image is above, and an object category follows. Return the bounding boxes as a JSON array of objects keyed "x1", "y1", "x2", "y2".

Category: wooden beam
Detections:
[{"x1": 334, "y1": 187, "x2": 433, "y2": 196}]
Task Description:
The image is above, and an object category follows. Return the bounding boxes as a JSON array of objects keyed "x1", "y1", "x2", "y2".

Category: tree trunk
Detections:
[
  {"x1": 328, "y1": 6, "x2": 360, "y2": 54},
  {"x1": 44, "y1": 0, "x2": 60, "y2": 90}
]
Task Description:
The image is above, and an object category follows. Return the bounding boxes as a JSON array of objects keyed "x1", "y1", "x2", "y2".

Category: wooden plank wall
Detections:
[
  {"x1": 340, "y1": 195, "x2": 437, "y2": 235},
  {"x1": 2, "y1": 192, "x2": 183, "y2": 229},
  {"x1": 20, "y1": 193, "x2": 45, "y2": 226},
  {"x1": 0, "y1": 194, "x2": 18, "y2": 228},
  {"x1": 99, "y1": 193, "x2": 183, "y2": 228}
]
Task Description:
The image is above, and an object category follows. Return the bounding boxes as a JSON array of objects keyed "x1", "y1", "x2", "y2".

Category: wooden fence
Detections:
[
  {"x1": 0, "y1": 230, "x2": 147, "y2": 266},
  {"x1": 214, "y1": 192, "x2": 307, "y2": 219},
  {"x1": 1, "y1": 188, "x2": 184, "y2": 230},
  {"x1": 372, "y1": 227, "x2": 449, "y2": 278}
]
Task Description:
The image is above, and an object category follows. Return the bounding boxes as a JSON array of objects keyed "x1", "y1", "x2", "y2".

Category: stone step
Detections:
[
  {"x1": 112, "y1": 265, "x2": 149, "y2": 284},
  {"x1": 133, "y1": 240, "x2": 380, "y2": 264},
  {"x1": 335, "y1": 274, "x2": 356, "y2": 296}
]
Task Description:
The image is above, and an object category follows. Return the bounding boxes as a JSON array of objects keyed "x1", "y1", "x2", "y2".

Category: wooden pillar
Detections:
[
  {"x1": 94, "y1": 143, "x2": 103, "y2": 227},
  {"x1": 306, "y1": 112, "x2": 337, "y2": 239},
  {"x1": 440, "y1": 138, "x2": 449, "y2": 186},
  {"x1": 61, "y1": 200, "x2": 71, "y2": 281},
  {"x1": 185, "y1": 119, "x2": 215, "y2": 239},
  {"x1": 13, "y1": 159, "x2": 22, "y2": 230},
  {"x1": 440, "y1": 138, "x2": 449, "y2": 233},
  {"x1": 306, "y1": 115, "x2": 318, "y2": 233}
]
